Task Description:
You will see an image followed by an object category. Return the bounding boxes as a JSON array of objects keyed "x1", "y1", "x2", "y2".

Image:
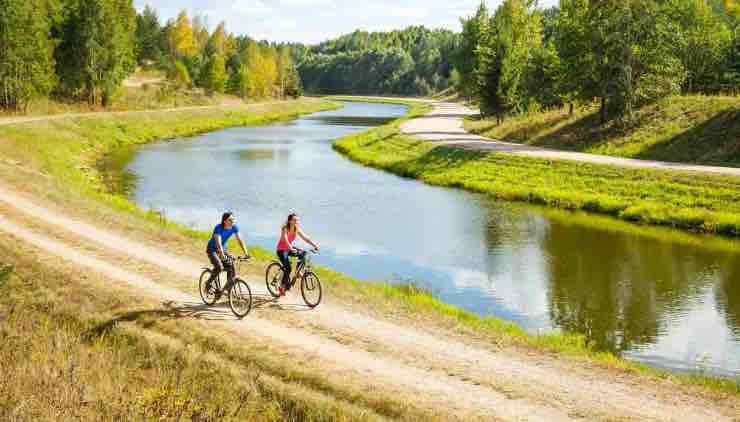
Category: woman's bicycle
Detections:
[
  {"x1": 199, "y1": 254, "x2": 253, "y2": 318},
  {"x1": 265, "y1": 248, "x2": 322, "y2": 308}
]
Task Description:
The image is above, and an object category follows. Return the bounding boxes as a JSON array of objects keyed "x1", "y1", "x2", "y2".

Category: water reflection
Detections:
[{"x1": 112, "y1": 101, "x2": 740, "y2": 377}]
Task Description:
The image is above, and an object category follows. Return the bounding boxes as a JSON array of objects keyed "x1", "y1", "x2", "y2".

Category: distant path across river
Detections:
[{"x1": 402, "y1": 101, "x2": 740, "y2": 177}]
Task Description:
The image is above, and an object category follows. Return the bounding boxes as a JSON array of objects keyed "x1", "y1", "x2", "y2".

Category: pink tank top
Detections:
[{"x1": 277, "y1": 229, "x2": 297, "y2": 251}]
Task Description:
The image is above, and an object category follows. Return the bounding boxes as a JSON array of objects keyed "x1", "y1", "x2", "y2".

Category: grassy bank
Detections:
[
  {"x1": 465, "y1": 95, "x2": 740, "y2": 166},
  {"x1": 334, "y1": 100, "x2": 740, "y2": 237},
  {"x1": 0, "y1": 242, "x2": 424, "y2": 421},
  {"x1": 0, "y1": 94, "x2": 737, "y2": 408},
  {"x1": 0, "y1": 98, "x2": 339, "y2": 208}
]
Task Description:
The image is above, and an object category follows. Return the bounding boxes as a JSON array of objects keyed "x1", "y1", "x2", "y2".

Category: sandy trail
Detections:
[
  {"x1": 402, "y1": 102, "x2": 740, "y2": 177},
  {"x1": 1, "y1": 184, "x2": 738, "y2": 421}
]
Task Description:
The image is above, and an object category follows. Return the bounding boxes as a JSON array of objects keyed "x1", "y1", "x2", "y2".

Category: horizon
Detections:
[{"x1": 133, "y1": 0, "x2": 559, "y2": 44}]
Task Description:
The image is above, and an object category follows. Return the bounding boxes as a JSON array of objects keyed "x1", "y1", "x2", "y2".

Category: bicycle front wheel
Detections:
[
  {"x1": 301, "y1": 271, "x2": 322, "y2": 308},
  {"x1": 265, "y1": 262, "x2": 284, "y2": 298},
  {"x1": 229, "y1": 278, "x2": 252, "y2": 318},
  {"x1": 199, "y1": 269, "x2": 219, "y2": 305}
]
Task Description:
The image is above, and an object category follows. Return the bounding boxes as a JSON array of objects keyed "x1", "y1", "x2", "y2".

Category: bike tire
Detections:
[
  {"x1": 301, "y1": 271, "x2": 322, "y2": 308},
  {"x1": 229, "y1": 278, "x2": 253, "y2": 318},
  {"x1": 265, "y1": 262, "x2": 284, "y2": 298},
  {"x1": 199, "y1": 269, "x2": 220, "y2": 305}
]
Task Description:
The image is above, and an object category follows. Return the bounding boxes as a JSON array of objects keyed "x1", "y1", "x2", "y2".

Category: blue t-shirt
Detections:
[{"x1": 207, "y1": 224, "x2": 239, "y2": 251}]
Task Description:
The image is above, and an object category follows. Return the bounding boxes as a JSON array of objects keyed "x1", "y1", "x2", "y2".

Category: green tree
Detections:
[
  {"x1": 558, "y1": 0, "x2": 684, "y2": 122},
  {"x1": 135, "y1": 5, "x2": 161, "y2": 64},
  {"x1": 455, "y1": 2, "x2": 490, "y2": 100},
  {"x1": 201, "y1": 53, "x2": 227, "y2": 94},
  {"x1": 0, "y1": 0, "x2": 57, "y2": 111},
  {"x1": 667, "y1": 0, "x2": 732, "y2": 93},
  {"x1": 57, "y1": 0, "x2": 137, "y2": 106}
]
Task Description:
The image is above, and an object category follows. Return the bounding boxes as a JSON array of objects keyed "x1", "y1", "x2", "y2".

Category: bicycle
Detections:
[
  {"x1": 199, "y1": 254, "x2": 253, "y2": 318},
  {"x1": 265, "y1": 248, "x2": 322, "y2": 308}
]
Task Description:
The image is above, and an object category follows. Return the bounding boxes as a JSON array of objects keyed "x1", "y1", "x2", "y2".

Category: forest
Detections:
[
  {"x1": 1, "y1": 0, "x2": 739, "y2": 122},
  {"x1": 0, "y1": 0, "x2": 302, "y2": 112}
]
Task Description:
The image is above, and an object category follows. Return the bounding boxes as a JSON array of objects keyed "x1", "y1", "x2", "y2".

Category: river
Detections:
[{"x1": 108, "y1": 101, "x2": 740, "y2": 377}]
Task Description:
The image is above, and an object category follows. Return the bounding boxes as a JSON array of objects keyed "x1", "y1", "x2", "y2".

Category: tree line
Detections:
[
  {"x1": 0, "y1": 1, "x2": 301, "y2": 112},
  {"x1": 455, "y1": 0, "x2": 740, "y2": 122},
  {"x1": 295, "y1": 27, "x2": 459, "y2": 96},
  {"x1": 135, "y1": 6, "x2": 301, "y2": 100},
  {"x1": 1, "y1": 0, "x2": 136, "y2": 110}
]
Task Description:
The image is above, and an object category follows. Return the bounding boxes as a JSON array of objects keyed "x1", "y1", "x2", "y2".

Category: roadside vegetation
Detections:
[
  {"x1": 465, "y1": 95, "x2": 740, "y2": 166},
  {"x1": 0, "y1": 243, "x2": 430, "y2": 421},
  {"x1": 335, "y1": 100, "x2": 740, "y2": 237}
]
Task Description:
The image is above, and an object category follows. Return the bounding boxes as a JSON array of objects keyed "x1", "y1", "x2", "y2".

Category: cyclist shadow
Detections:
[
  {"x1": 250, "y1": 292, "x2": 315, "y2": 312},
  {"x1": 160, "y1": 300, "x2": 238, "y2": 320}
]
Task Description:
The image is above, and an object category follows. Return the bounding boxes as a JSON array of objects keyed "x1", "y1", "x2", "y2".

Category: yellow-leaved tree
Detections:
[{"x1": 171, "y1": 10, "x2": 195, "y2": 57}]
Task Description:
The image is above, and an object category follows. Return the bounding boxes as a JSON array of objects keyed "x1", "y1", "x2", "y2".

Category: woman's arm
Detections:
[{"x1": 297, "y1": 227, "x2": 319, "y2": 250}]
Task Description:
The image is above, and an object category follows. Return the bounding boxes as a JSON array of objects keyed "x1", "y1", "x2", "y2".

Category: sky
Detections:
[{"x1": 134, "y1": 0, "x2": 559, "y2": 44}]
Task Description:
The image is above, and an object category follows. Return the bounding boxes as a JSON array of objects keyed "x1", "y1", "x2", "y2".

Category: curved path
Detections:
[
  {"x1": 402, "y1": 102, "x2": 740, "y2": 177},
  {"x1": 0, "y1": 182, "x2": 738, "y2": 421}
]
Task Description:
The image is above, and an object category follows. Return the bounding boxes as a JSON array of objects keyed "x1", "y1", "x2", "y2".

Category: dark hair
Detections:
[
  {"x1": 221, "y1": 212, "x2": 233, "y2": 224},
  {"x1": 282, "y1": 213, "x2": 297, "y2": 232}
]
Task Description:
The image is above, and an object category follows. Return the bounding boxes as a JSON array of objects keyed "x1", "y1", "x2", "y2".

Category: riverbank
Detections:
[
  {"x1": 0, "y1": 98, "x2": 738, "y2": 419},
  {"x1": 335, "y1": 100, "x2": 740, "y2": 237}
]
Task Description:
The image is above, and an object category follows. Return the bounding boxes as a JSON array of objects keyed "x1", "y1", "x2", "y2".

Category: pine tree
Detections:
[
  {"x1": 0, "y1": 0, "x2": 57, "y2": 111},
  {"x1": 135, "y1": 5, "x2": 161, "y2": 64}
]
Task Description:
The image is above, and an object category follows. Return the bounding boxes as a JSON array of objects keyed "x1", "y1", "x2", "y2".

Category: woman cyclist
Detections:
[{"x1": 276, "y1": 213, "x2": 319, "y2": 297}]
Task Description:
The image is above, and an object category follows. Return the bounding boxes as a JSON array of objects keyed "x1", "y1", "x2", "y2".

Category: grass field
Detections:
[
  {"x1": 0, "y1": 94, "x2": 738, "y2": 416},
  {"x1": 465, "y1": 95, "x2": 740, "y2": 166}
]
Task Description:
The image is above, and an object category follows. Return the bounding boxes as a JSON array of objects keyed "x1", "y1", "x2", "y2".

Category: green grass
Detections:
[
  {"x1": 0, "y1": 249, "x2": 411, "y2": 421},
  {"x1": 334, "y1": 105, "x2": 740, "y2": 237},
  {"x1": 1, "y1": 93, "x2": 738, "y2": 404},
  {"x1": 0, "y1": 98, "x2": 339, "y2": 205},
  {"x1": 465, "y1": 95, "x2": 740, "y2": 166}
]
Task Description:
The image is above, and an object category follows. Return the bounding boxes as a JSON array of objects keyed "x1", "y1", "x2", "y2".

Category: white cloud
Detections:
[{"x1": 135, "y1": 0, "x2": 559, "y2": 44}]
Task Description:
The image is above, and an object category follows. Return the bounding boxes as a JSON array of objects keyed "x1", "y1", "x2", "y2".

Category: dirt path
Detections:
[
  {"x1": 0, "y1": 99, "x2": 287, "y2": 127},
  {"x1": 0, "y1": 184, "x2": 738, "y2": 421},
  {"x1": 402, "y1": 102, "x2": 740, "y2": 177}
]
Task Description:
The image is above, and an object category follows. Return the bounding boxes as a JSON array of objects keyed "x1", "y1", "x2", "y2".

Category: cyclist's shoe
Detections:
[{"x1": 278, "y1": 286, "x2": 286, "y2": 297}]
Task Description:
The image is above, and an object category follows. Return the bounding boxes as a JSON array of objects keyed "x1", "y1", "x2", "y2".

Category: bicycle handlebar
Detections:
[{"x1": 292, "y1": 247, "x2": 319, "y2": 254}]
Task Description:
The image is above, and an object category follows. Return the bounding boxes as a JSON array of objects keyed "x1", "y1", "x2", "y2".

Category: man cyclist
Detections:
[{"x1": 206, "y1": 212, "x2": 250, "y2": 292}]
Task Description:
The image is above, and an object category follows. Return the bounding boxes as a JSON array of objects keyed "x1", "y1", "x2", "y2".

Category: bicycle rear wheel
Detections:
[
  {"x1": 229, "y1": 278, "x2": 252, "y2": 318},
  {"x1": 199, "y1": 269, "x2": 220, "y2": 305},
  {"x1": 265, "y1": 262, "x2": 284, "y2": 298},
  {"x1": 301, "y1": 271, "x2": 322, "y2": 308}
]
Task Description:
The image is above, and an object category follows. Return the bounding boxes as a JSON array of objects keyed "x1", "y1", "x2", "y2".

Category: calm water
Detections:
[{"x1": 114, "y1": 101, "x2": 740, "y2": 377}]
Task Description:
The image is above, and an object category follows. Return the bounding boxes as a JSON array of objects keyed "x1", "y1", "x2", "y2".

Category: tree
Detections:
[
  {"x1": 666, "y1": 0, "x2": 732, "y2": 93},
  {"x1": 171, "y1": 10, "x2": 195, "y2": 57},
  {"x1": 170, "y1": 60, "x2": 191, "y2": 88},
  {"x1": 0, "y1": 0, "x2": 57, "y2": 111},
  {"x1": 201, "y1": 53, "x2": 227, "y2": 94},
  {"x1": 207, "y1": 21, "x2": 227, "y2": 56},
  {"x1": 455, "y1": 2, "x2": 490, "y2": 100},
  {"x1": 135, "y1": 5, "x2": 161, "y2": 64},
  {"x1": 192, "y1": 13, "x2": 209, "y2": 53},
  {"x1": 558, "y1": 0, "x2": 684, "y2": 122},
  {"x1": 57, "y1": 0, "x2": 137, "y2": 106}
]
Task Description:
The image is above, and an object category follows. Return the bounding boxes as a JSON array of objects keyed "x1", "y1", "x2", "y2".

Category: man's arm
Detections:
[
  {"x1": 214, "y1": 233, "x2": 225, "y2": 259},
  {"x1": 235, "y1": 233, "x2": 249, "y2": 257}
]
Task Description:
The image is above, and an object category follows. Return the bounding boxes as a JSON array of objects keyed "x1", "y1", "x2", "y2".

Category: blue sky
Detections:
[{"x1": 134, "y1": 0, "x2": 559, "y2": 44}]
